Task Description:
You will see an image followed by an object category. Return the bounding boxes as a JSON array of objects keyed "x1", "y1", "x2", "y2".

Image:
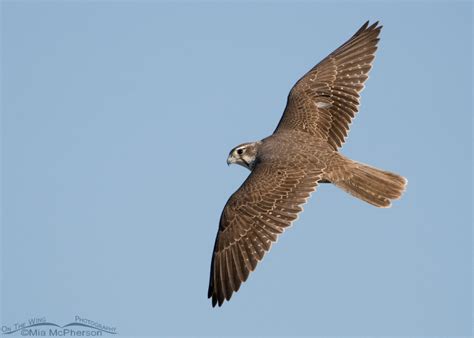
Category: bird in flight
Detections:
[{"x1": 208, "y1": 21, "x2": 407, "y2": 307}]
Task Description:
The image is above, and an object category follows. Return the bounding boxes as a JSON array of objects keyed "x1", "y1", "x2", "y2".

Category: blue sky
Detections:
[{"x1": 1, "y1": 1, "x2": 472, "y2": 337}]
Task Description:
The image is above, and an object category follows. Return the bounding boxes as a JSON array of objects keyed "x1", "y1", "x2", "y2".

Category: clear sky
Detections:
[{"x1": 1, "y1": 1, "x2": 472, "y2": 337}]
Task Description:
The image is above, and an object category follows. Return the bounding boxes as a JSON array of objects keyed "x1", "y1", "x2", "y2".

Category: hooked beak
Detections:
[{"x1": 227, "y1": 154, "x2": 236, "y2": 166}]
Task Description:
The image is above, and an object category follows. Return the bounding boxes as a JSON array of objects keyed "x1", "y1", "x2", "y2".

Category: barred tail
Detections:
[{"x1": 329, "y1": 157, "x2": 407, "y2": 208}]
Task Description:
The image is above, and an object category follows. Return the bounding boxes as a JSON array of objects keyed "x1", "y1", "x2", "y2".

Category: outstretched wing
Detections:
[
  {"x1": 208, "y1": 162, "x2": 322, "y2": 307},
  {"x1": 275, "y1": 21, "x2": 382, "y2": 150}
]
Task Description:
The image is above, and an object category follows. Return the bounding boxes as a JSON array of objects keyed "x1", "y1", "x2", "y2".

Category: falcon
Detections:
[{"x1": 208, "y1": 21, "x2": 407, "y2": 307}]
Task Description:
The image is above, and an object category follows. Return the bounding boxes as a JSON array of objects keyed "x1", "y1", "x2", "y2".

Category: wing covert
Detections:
[
  {"x1": 275, "y1": 21, "x2": 382, "y2": 150},
  {"x1": 208, "y1": 162, "x2": 322, "y2": 306}
]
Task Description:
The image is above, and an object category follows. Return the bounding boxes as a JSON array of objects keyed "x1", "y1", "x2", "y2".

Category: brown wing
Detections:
[
  {"x1": 208, "y1": 162, "x2": 322, "y2": 307},
  {"x1": 274, "y1": 21, "x2": 382, "y2": 150}
]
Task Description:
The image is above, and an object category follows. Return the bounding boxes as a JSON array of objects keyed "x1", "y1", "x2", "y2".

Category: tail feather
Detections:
[{"x1": 328, "y1": 156, "x2": 407, "y2": 208}]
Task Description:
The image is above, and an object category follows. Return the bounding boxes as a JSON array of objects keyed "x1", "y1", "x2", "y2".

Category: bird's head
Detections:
[{"x1": 227, "y1": 142, "x2": 260, "y2": 170}]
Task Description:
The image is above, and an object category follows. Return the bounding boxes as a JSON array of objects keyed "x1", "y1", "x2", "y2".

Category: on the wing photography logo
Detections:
[{"x1": 2, "y1": 316, "x2": 117, "y2": 336}]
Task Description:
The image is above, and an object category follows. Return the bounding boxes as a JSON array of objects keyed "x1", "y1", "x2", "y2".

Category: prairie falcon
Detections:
[{"x1": 208, "y1": 21, "x2": 407, "y2": 307}]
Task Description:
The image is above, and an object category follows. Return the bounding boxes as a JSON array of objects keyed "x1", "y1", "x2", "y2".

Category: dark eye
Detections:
[{"x1": 237, "y1": 148, "x2": 243, "y2": 155}]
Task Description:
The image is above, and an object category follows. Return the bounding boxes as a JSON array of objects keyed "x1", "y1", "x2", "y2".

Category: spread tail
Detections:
[{"x1": 327, "y1": 156, "x2": 407, "y2": 208}]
